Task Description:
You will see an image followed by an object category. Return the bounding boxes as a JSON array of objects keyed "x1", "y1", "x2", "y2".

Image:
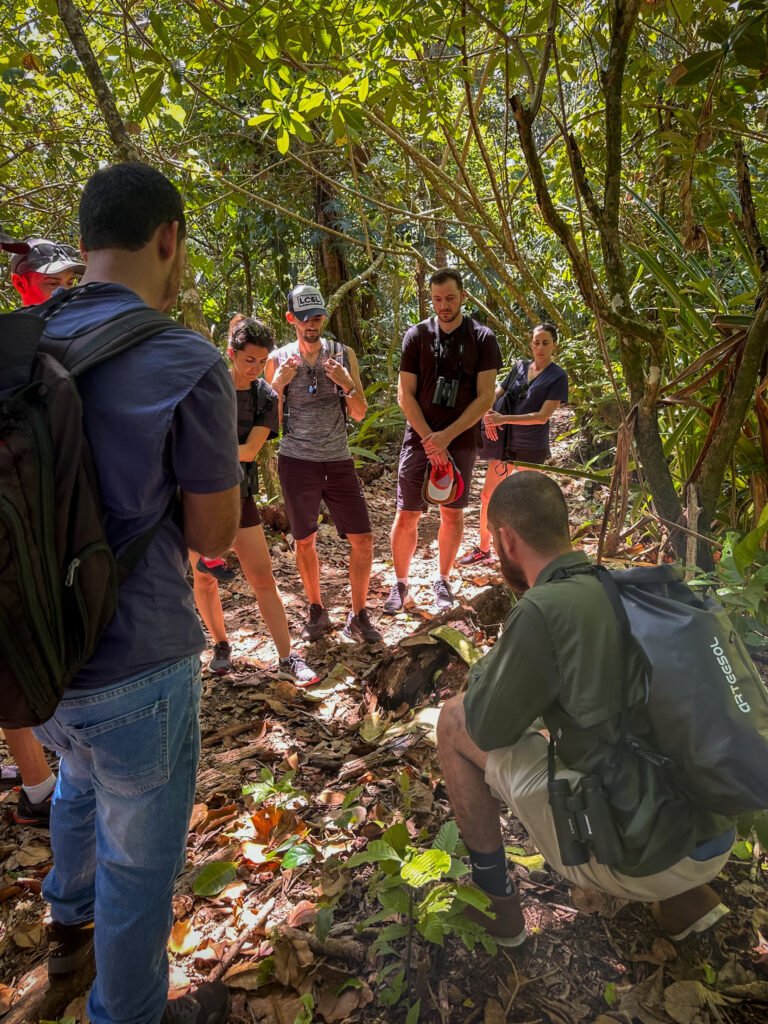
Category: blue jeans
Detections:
[{"x1": 35, "y1": 656, "x2": 202, "y2": 1024}]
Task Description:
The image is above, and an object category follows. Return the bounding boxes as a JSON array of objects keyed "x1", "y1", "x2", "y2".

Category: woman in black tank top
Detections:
[{"x1": 191, "y1": 316, "x2": 319, "y2": 687}]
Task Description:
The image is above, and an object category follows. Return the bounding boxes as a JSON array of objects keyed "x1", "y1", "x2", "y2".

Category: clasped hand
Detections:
[{"x1": 422, "y1": 429, "x2": 451, "y2": 467}]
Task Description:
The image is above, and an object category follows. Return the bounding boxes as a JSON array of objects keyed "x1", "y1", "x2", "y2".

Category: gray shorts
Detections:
[{"x1": 485, "y1": 731, "x2": 732, "y2": 901}]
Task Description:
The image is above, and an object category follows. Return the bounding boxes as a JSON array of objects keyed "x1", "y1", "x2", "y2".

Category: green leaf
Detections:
[
  {"x1": 149, "y1": 12, "x2": 170, "y2": 46},
  {"x1": 433, "y1": 820, "x2": 460, "y2": 854},
  {"x1": 276, "y1": 128, "x2": 290, "y2": 154},
  {"x1": 401, "y1": 849, "x2": 451, "y2": 887},
  {"x1": 405, "y1": 999, "x2": 421, "y2": 1024},
  {"x1": 347, "y1": 839, "x2": 402, "y2": 867},
  {"x1": 281, "y1": 842, "x2": 314, "y2": 869},
  {"x1": 428, "y1": 625, "x2": 483, "y2": 666},
  {"x1": 315, "y1": 905, "x2": 334, "y2": 943},
  {"x1": 137, "y1": 72, "x2": 164, "y2": 118},
  {"x1": 668, "y1": 50, "x2": 721, "y2": 87},
  {"x1": 454, "y1": 885, "x2": 492, "y2": 911},
  {"x1": 732, "y1": 839, "x2": 753, "y2": 861},
  {"x1": 604, "y1": 982, "x2": 618, "y2": 1006},
  {"x1": 193, "y1": 861, "x2": 237, "y2": 897},
  {"x1": 382, "y1": 821, "x2": 411, "y2": 857}
]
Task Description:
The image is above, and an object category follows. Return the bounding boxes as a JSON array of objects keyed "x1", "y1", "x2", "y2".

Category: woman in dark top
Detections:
[
  {"x1": 191, "y1": 316, "x2": 318, "y2": 685},
  {"x1": 459, "y1": 322, "x2": 568, "y2": 564}
]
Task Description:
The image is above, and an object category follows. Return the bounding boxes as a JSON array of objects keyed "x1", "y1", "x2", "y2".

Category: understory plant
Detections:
[{"x1": 346, "y1": 820, "x2": 496, "y2": 1015}]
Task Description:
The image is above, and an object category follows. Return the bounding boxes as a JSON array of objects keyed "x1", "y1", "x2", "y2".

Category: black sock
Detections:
[{"x1": 468, "y1": 845, "x2": 513, "y2": 897}]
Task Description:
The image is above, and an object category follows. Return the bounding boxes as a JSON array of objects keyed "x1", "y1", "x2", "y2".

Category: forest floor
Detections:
[{"x1": 1, "y1": 409, "x2": 767, "y2": 1024}]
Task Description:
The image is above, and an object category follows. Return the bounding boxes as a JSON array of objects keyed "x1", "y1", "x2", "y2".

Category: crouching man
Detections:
[{"x1": 437, "y1": 472, "x2": 734, "y2": 947}]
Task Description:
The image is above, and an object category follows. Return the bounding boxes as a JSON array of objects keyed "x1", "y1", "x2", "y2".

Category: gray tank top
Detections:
[{"x1": 273, "y1": 339, "x2": 350, "y2": 461}]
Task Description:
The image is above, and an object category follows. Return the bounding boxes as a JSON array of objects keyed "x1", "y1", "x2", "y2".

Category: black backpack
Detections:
[
  {"x1": 0, "y1": 294, "x2": 175, "y2": 727},
  {"x1": 553, "y1": 563, "x2": 768, "y2": 815}
]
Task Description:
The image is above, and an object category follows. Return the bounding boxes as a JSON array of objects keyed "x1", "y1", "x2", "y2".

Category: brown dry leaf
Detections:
[
  {"x1": 483, "y1": 997, "x2": 507, "y2": 1024},
  {"x1": 15, "y1": 843, "x2": 51, "y2": 867},
  {"x1": 752, "y1": 908, "x2": 768, "y2": 937},
  {"x1": 618, "y1": 968, "x2": 670, "y2": 1024},
  {"x1": 12, "y1": 923, "x2": 42, "y2": 948},
  {"x1": 286, "y1": 900, "x2": 317, "y2": 928},
  {"x1": 273, "y1": 936, "x2": 315, "y2": 988},
  {"x1": 570, "y1": 886, "x2": 628, "y2": 919},
  {"x1": 663, "y1": 980, "x2": 719, "y2": 1024},
  {"x1": 592, "y1": 1018, "x2": 622, "y2": 1024},
  {"x1": 248, "y1": 989, "x2": 305, "y2": 1024},
  {"x1": 168, "y1": 964, "x2": 192, "y2": 995},
  {"x1": 316, "y1": 979, "x2": 374, "y2": 1022},
  {"x1": 651, "y1": 938, "x2": 677, "y2": 963},
  {"x1": 409, "y1": 778, "x2": 434, "y2": 815},
  {"x1": 223, "y1": 962, "x2": 266, "y2": 990},
  {"x1": 195, "y1": 803, "x2": 238, "y2": 834},
  {"x1": 720, "y1": 981, "x2": 768, "y2": 1000},
  {"x1": 189, "y1": 803, "x2": 208, "y2": 830},
  {"x1": 169, "y1": 918, "x2": 201, "y2": 955},
  {"x1": 0, "y1": 984, "x2": 15, "y2": 1015},
  {"x1": 63, "y1": 994, "x2": 89, "y2": 1022}
]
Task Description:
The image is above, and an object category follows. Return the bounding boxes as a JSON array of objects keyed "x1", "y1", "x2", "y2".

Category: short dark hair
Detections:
[
  {"x1": 429, "y1": 268, "x2": 463, "y2": 290},
  {"x1": 79, "y1": 162, "x2": 186, "y2": 252},
  {"x1": 533, "y1": 322, "x2": 558, "y2": 344},
  {"x1": 229, "y1": 314, "x2": 274, "y2": 352},
  {"x1": 488, "y1": 472, "x2": 570, "y2": 554}
]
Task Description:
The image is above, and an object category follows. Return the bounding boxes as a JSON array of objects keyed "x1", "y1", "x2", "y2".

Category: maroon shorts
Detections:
[
  {"x1": 396, "y1": 442, "x2": 477, "y2": 512},
  {"x1": 240, "y1": 496, "x2": 262, "y2": 529},
  {"x1": 278, "y1": 455, "x2": 372, "y2": 541}
]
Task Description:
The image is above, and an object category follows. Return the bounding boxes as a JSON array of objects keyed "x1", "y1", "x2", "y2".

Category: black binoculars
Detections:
[
  {"x1": 433, "y1": 376, "x2": 459, "y2": 408},
  {"x1": 548, "y1": 775, "x2": 623, "y2": 867}
]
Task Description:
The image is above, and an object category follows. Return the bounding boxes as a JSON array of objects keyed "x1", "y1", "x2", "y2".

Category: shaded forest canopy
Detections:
[{"x1": 1, "y1": 0, "x2": 767, "y2": 576}]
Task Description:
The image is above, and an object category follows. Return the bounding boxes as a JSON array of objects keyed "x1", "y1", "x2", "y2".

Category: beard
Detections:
[{"x1": 497, "y1": 547, "x2": 529, "y2": 596}]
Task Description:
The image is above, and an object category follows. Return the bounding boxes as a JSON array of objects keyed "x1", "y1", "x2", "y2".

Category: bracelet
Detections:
[{"x1": 343, "y1": 386, "x2": 357, "y2": 398}]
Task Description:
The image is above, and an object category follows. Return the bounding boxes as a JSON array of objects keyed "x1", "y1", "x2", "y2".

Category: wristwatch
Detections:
[{"x1": 343, "y1": 386, "x2": 357, "y2": 398}]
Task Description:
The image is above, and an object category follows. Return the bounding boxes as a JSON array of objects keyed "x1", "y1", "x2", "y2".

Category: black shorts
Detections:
[
  {"x1": 396, "y1": 442, "x2": 477, "y2": 512},
  {"x1": 502, "y1": 447, "x2": 550, "y2": 465},
  {"x1": 240, "y1": 495, "x2": 262, "y2": 529},
  {"x1": 278, "y1": 455, "x2": 372, "y2": 541}
]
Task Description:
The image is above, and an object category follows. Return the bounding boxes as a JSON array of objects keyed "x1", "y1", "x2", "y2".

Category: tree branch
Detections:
[
  {"x1": 56, "y1": 0, "x2": 140, "y2": 162},
  {"x1": 734, "y1": 138, "x2": 768, "y2": 276},
  {"x1": 326, "y1": 249, "x2": 386, "y2": 317}
]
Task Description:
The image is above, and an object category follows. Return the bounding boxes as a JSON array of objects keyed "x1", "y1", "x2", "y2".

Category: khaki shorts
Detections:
[{"x1": 485, "y1": 731, "x2": 731, "y2": 902}]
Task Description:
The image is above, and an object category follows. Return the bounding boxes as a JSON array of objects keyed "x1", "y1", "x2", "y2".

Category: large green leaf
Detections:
[
  {"x1": 193, "y1": 861, "x2": 237, "y2": 897},
  {"x1": 401, "y1": 849, "x2": 451, "y2": 887}
]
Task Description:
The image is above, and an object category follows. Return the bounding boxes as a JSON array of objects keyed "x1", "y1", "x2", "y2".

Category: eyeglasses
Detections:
[{"x1": 307, "y1": 368, "x2": 318, "y2": 395}]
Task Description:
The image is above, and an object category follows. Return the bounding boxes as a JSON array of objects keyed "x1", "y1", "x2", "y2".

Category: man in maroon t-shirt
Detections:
[{"x1": 385, "y1": 269, "x2": 501, "y2": 612}]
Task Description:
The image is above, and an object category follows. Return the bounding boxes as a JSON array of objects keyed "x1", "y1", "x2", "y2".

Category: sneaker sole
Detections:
[
  {"x1": 340, "y1": 628, "x2": 384, "y2": 645},
  {"x1": 274, "y1": 668, "x2": 320, "y2": 687},
  {"x1": 13, "y1": 812, "x2": 50, "y2": 828}
]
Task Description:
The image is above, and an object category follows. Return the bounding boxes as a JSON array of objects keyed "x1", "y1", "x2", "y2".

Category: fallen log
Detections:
[
  {"x1": 4, "y1": 958, "x2": 95, "y2": 1024},
  {"x1": 367, "y1": 584, "x2": 512, "y2": 708}
]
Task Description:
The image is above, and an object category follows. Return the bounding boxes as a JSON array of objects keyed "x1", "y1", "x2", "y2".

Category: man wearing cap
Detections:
[
  {"x1": 265, "y1": 285, "x2": 383, "y2": 645},
  {"x1": 385, "y1": 268, "x2": 501, "y2": 613},
  {"x1": 0, "y1": 233, "x2": 85, "y2": 827},
  {"x1": 7, "y1": 237, "x2": 85, "y2": 306}
]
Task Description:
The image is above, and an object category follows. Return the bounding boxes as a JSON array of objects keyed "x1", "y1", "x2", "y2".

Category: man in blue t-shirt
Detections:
[{"x1": 32, "y1": 164, "x2": 241, "y2": 1024}]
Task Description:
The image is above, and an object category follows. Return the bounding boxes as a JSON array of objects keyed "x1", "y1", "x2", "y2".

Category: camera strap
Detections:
[{"x1": 429, "y1": 316, "x2": 466, "y2": 380}]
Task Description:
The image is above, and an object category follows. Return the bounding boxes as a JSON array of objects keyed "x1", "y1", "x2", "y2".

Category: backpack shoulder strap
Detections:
[{"x1": 41, "y1": 308, "x2": 177, "y2": 377}]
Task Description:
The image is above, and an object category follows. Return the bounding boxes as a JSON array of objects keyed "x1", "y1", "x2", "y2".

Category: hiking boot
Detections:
[
  {"x1": 342, "y1": 608, "x2": 384, "y2": 644},
  {"x1": 47, "y1": 919, "x2": 95, "y2": 977},
  {"x1": 433, "y1": 577, "x2": 456, "y2": 610},
  {"x1": 276, "y1": 652, "x2": 320, "y2": 687},
  {"x1": 300, "y1": 604, "x2": 332, "y2": 642},
  {"x1": 13, "y1": 788, "x2": 51, "y2": 828},
  {"x1": 0, "y1": 763, "x2": 21, "y2": 790},
  {"x1": 651, "y1": 884, "x2": 730, "y2": 942},
  {"x1": 196, "y1": 557, "x2": 236, "y2": 583},
  {"x1": 209, "y1": 641, "x2": 232, "y2": 675},
  {"x1": 383, "y1": 582, "x2": 410, "y2": 615},
  {"x1": 462, "y1": 888, "x2": 527, "y2": 948},
  {"x1": 458, "y1": 546, "x2": 492, "y2": 566},
  {"x1": 161, "y1": 981, "x2": 231, "y2": 1024}
]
